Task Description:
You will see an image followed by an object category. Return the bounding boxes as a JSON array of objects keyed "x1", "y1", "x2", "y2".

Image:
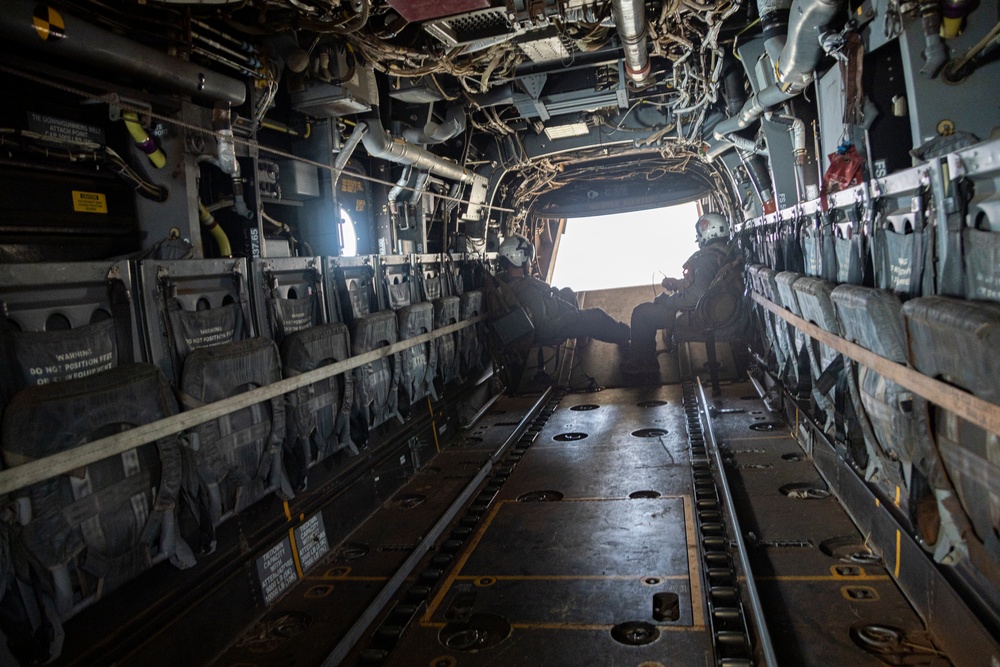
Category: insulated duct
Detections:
[
  {"x1": 0, "y1": 0, "x2": 246, "y2": 105},
  {"x1": 612, "y1": 0, "x2": 650, "y2": 84},
  {"x1": 402, "y1": 105, "x2": 467, "y2": 145},
  {"x1": 360, "y1": 112, "x2": 480, "y2": 185},
  {"x1": 714, "y1": 0, "x2": 841, "y2": 139},
  {"x1": 758, "y1": 0, "x2": 793, "y2": 64}
]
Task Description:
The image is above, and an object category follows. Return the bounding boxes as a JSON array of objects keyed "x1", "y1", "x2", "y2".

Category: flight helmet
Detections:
[
  {"x1": 695, "y1": 213, "x2": 729, "y2": 246},
  {"x1": 498, "y1": 234, "x2": 535, "y2": 268}
]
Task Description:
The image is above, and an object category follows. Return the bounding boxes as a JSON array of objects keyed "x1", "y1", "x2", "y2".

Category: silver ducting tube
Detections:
[
  {"x1": 612, "y1": 0, "x2": 650, "y2": 84},
  {"x1": 360, "y1": 113, "x2": 479, "y2": 185},
  {"x1": 714, "y1": 0, "x2": 841, "y2": 139},
  {"x1": 0, "y1": 0, "x2": 246, "y2": 104},
  {"x1": 333, "y1": 123, "x2": 369, "y2": 189},
  {"x1": 402, "y1": 105, "x2": 467, "y2": 145},
  {"x1": 388, "y1": 165, "x2": 413, "y2": 214},
  {"x1": 706, "y1": 135, "x2": 770, "y2": 159}
]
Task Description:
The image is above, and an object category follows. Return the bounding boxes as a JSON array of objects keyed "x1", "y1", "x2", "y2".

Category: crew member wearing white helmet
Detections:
[
  {"x1": 622, "y1": 213, "x2": 732, "y2": 375},
  {"x1": 498, "y1": 233, "x2": 631, "y2": 347}
]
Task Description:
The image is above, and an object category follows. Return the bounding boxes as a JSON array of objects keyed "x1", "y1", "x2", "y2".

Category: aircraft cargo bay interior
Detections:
[{"x1": 0, "y1": 0, "x2": 998, "y2": 663}]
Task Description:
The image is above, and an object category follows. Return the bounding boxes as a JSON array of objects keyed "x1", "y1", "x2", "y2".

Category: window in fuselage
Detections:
[
  {"x1": 339, "y1": 206, "x2": 358, "y2": 257},
  {"x1": 549, "y1": 202, "x2": 700, "y2": 291}
]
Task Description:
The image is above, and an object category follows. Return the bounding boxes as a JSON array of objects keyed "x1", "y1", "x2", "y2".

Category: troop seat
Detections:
[
  {"x1": 831, "y1": 286, "x2": 927, "y2": 531},
  {"x1": 458, "y1": 290, "x2": 487, "y2": 377},
  {"x1": 281, "y1": 322, "x2": 357, "y2": 491},
  {"x1": 397, "y1": 302, "x2": 437, "y2": 407},
  {"x1": 0, "y1": 364, "x2": 194, "y2": 660},
  {"x1": 139, "y1": 259, "x2": 254, "y2": 385},
  {"x1": 178, "y1": 337, "x2": 291, "y2": 552},
  {"x1": 774, "y1": 271, "x2": 805, "y2": 315},
  {"x1": 767, "y1": 271, "x2": 809, "y2": 388},
  {"x1": 252, "y1": 257, "x2": 328, "y2": 345},
  {"x1": 746, "y1": 264, "x2": 767, "y2": 296},
  {"x1": 903, "y1": 296, "x2": 1000, "y2": 579},
  {"x1": 757, "y1": 266, "x2": 781, "y2": 303},
  {"x1": 674, "y1": 285, "x2": 749, "y2": 395},
  {"x1": 351, "y1": 309, "x2": 402, "y2": 431},
  {"x1": 791, "y1": 277, "x2": 843, "y2": 435},
  {"x1": 434, "y1": 295, "x2": 461, "y2": 386},
  {"x1": 0, "y1": 261, "x2": 142, "y2": 412}
]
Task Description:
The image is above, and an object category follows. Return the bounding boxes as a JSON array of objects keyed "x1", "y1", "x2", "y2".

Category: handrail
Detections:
[
  {"x1": 0, "y1": 316, "x2": 486, "y2": 497},
  {"x1": 753, "y1": 293, "x2": 1000, "y2": 436}
]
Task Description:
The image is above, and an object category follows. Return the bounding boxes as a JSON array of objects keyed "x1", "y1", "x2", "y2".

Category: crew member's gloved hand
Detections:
[{"x1": 661, "y1": 277, "x2": 680, "y2": 292}]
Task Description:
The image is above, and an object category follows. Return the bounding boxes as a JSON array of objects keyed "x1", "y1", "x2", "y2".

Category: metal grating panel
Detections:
[
  {"x1": 387, "y1": 0, "x2": 489, "y2": 24},
  {"x1": 423, "y1": 7, "x2": 513, "y2": 49}
]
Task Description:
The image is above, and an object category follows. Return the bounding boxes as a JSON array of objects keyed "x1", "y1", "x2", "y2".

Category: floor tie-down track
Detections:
[{"x1": 216, "y1": 380, "x2": 966, "y2": 666}]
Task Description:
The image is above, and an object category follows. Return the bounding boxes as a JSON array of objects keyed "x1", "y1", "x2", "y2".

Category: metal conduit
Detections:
[
  {"x1": 612, "y1": 0, "x2": 650, "y2": 84},
  {"x1": 360, "y1": 112, "x2": 481, "y2": 185},
  {"x1": 0, "y1": 0, "x2": 246, "y2": 104},
  {"x1": 714, "y1": 0, "x2": 841, "y2": 139}
]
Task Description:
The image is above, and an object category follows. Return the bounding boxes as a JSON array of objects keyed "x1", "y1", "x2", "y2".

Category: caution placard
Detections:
[
  {"x1": 32, "y1": 5, "x2": 65, "y2": 41},
  {"x1": 72, "y1": 190, "x2": 108, "y2": 214}
]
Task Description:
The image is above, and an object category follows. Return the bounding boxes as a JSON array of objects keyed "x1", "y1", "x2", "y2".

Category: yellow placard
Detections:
[
  {"x1": 341, "y1": 178, "x2": 363, "y2": 194},
  {"x1": 72, "y1": 190, "x2": 108, "y2": 214},
  {"x1": 32, "y1": 5, "x2": 65, "y2": 41}
]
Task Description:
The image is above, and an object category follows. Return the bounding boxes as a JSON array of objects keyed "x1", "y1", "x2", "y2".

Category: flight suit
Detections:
[
  {"x1": 630, "y1": 240, "x2": 731, "y2": 365},
  {"x1": 504, "y1": 276, "x2": 630, "y2": 346}
]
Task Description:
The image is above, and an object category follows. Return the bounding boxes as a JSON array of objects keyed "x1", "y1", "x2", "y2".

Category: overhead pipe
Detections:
[
  {"x1": 0, "y1": 0, "x2": 245, "y2": 105},
  {"x1": 714, "y1": 0, "x2": 841, "y2": 140},
  {"x1": 388, "y1": 165, "x2": 413, "y2": 214},
  {"x1": 705, "y1": 135, "x2": 770, "y2": 159},
  {"x1": 768, "y1": 112, "x2": 808, "y2": 199},
  {"x1": 758, "y1": 0, "x2": 793, "y2": 65},
  {"x1": 333, "y1": 122, "x2": 368, "y2": 189},
  {"x1": 211, "y1": 103, "x2": 252, "y2": 219},
  {"x1": 402, "y1": 105, "x2": 467, "y2": 145},
  {"x1": 360, "y1": 112, "x2": 482, "y2": 186},
  {"x1": 611, "y1": 0, "x2": 650, "y2": 84}
]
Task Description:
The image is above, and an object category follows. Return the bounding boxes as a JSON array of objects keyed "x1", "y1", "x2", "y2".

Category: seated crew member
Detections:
[
  {"x1": 498, "y1": 233, "x2": 631, "y2": 347},
  {"x1": 622, "y1": 213, "x2": 733, "y2": 374}
]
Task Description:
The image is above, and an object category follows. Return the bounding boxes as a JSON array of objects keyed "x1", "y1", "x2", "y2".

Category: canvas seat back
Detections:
[
  {"x1": 253, "y1": 257, "x2": 328, "y2": 345},
  {"x1": 0, "y1": 262, "x2": 141, "y2": 413},
  {"x1": 458, "y1": 290, "x2": 487, "y2": 377},
  {"x1": 434, "y1": 296, "x2": 461, "y2": 386},
  {"x1": 351, "y1": 310, "x2": 402, "y2": 430},
  {"x1": 178, "y1": 338, "x2": 291, "y2": 551},
  {"x1": 326, "y1": 258, "x2": 377, "y2": 327},
  {"x1": 140, "y1": 259, "x2": 253, "y2": 385},
  {"x1": 0, "y1": 364, "x2": 194, "y2": 660},
  {"x1": 903, "y1": 296, "x2": 1000, "y2": 565},
  {"x1": 281, "y1": 322, "x2": 357, "y2": 491},
  {"x1": 397, "y1": 302, "x2": 437, "y2": 406}
]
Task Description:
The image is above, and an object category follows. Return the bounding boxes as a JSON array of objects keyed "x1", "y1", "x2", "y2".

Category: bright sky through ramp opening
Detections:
[{"x1": 550, "y1": 202, "x2": 701, "y2": 292}]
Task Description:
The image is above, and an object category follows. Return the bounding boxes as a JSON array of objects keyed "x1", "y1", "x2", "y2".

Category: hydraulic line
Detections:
[
  {"x1": 123, "y1": 112, "x2": 166, "y2": 169},
  {"x1": 199, "y1": 202, "x2": 233, "y2": 258}
]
